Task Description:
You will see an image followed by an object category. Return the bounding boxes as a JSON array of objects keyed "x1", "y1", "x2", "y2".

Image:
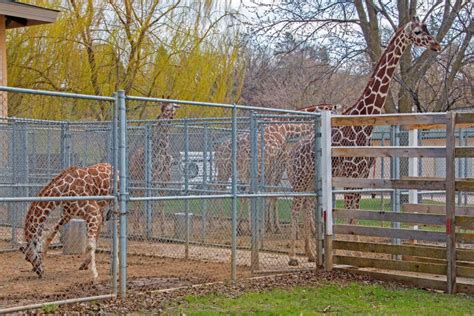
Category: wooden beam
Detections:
[
  {"x1": 332, "y1": 146, "x2": 446, "y2": 158},
  {"x1": 457, "y1": 233, "x2": 474, "y2": 243},
  {"x1": 455, "y1": 180, "x2": 474, "y2": 192},
  {"x1": 455, "y1": 113, "x2": 474, "y2": 124},
  {"x1": 331, "y1": 113, "x2": 447, "y2": 127},
  {"x1": 402, "y1": 204, "x2": 474, "y2": 216},
  {"x1": 456, "y1": 216, "x2": 474, "y2": 230},
  {"x1": 333, "y1": 209, "x2": 445, "y2": 225},
  {"x1": 455, "y1": 147, "x2": 474, "y2": 158},
  {"x1": 334, "y1": 225, "x2": 446, "y2": 242},
  {"x1": 335, "y1": 255, "x2": 447, "y2": 275},
  {"x1": 332, "y1": 178, "x2": 446, "y2": 190},
  {"x1": 333, "y1": 240, "x2": 446, "y2": 259}
]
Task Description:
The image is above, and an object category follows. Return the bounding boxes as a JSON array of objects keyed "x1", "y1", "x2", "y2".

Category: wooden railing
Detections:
[{"x1": 324, "y1": 111, "x2": 474, "y2": 294}]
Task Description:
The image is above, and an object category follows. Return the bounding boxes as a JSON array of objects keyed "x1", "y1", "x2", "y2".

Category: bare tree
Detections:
[{"x1": 244, "y1": 0, "x2": 473, "y2": 112}]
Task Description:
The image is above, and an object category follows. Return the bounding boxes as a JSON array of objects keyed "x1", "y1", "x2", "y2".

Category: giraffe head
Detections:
[
  {"x1": 158, "y1": 102, "x2": 180, "y2": 120},
  {"x1": 20, "y1": 240, "x2": 44, "y2": 277},
  {"x1": 406, "y1": 16, "x2": 441, "y2": 52}
]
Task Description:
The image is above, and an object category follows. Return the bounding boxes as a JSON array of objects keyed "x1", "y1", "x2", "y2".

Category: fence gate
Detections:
[{"x1": 327, "y1": 112, "x2": 474, "y2": 294}]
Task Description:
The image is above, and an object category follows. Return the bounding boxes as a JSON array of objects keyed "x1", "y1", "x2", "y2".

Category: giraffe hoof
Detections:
[{"x1": 288, "y1": 258, "x2": 299, "y2": 266}]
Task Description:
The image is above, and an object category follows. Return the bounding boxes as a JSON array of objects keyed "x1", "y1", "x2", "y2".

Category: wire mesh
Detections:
[{"x1": 0, "y1": 92, "x2": 117, "y2": 309}]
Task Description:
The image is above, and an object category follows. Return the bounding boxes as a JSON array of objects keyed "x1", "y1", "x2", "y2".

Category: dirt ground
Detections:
[{"x1": 0, "y1": 249, "x2": 251, "y2": 309}]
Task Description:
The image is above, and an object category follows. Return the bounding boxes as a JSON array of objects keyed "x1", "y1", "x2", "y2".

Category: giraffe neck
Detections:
[
  {"x1": 24, "y1": 167, "x2": 75, "y2": 243},
  {"x1": 267, "y1": 123, "x2": 313, "y2": 142},
  {"x1": 344, "y1": 26, "x2": 410, "y2": 115}
]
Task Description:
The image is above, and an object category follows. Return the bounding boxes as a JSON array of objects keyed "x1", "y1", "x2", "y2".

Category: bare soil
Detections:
[{"x1": 0, "y1": 249, "x2": 250, "y2": 309}]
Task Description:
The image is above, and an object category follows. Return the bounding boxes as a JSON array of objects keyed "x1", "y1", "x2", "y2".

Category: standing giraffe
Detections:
[
  {"x1": 287, "y1": 17, "x2": 441, "y2": 265},
  {"x1": 213, "y1": 104, "x2": 340, "y2": 234},
  {"x1": 21, "y1": 163, "x2": 115, "y2": 282},
  {"x1": 129, "y1": 102, "x2": 180, "y2": 234}
]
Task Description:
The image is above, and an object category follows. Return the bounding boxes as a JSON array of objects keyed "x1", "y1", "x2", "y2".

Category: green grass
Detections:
[{"x1": 168, "y1": 282, "x2": 474, "y2": 315}]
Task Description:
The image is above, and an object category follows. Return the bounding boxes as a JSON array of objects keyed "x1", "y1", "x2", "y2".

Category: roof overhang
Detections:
[{"x1": 0, "y1": 1, "x2": 59, "y2": 29}]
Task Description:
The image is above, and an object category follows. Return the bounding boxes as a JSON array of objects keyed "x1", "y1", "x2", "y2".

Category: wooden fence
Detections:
[{"x1": 322, "y1": 112, "x2": 474, "y2": 294}]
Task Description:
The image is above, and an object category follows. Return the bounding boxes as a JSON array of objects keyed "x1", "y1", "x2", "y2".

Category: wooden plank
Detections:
[
  {"x1": 333, "y1": 266, "x2": 449, "y2": 292},
  {"x1": 335, "y1": 255, "x2": 474, "y2": 278},
  {"x1": 457, "y1": 233, "x2": 474, "y2": 243},
  {"x1": 455, "y1": 180, "x2": 474, "y2": 192},
  {"x1": 455, "y1": 147, "x2": 474, "y2": 158},
  {"x1": 332, "y1": 146, "x2": 446, "y2": 158},
  {"x1": 403, "y1": 203, "x2": 445, "y2": 214},
  {"x1": 333, "y1": 240, "x2": 446, "y2": 259},
  {"x1": 446, "y1": 111, "x2": 457, "y2": 294},
  {"x1": 332, "y1": 178, "x2": 446, "y2": 190},
  {"x1": 334, "y1": 225, "x2": 446, "y2": 242},
  {"x1": 334, "y1": 255, "x2": 447, "y2": 275},
  {"x1": 456, "y1": 216, "x2": 474, "y2": 230},
  {"x1": 458, "y1": 249, "x2": 474, "y2": 262},
  {"x1": 331, "y1": 113, "x2": 447, "y2": 127},
  {"x1": 456, "y1": 113, "x2": 474, "y2": 124},
  {"x1": 333, "y1": 209, "x2": 445, "y2": 225},
  {"x1": 402, "y1": 204, "x2": 474, "y2": 216}
]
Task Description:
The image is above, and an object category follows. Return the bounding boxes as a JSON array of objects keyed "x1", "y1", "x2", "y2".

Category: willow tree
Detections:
[{"x1": 7, "y1": 0, "x2": 244, "y2": 120}]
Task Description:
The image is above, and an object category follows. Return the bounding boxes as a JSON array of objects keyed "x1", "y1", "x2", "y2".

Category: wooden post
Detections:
[
  {"x1": 321, "y1": 111, "x2": 333, "y2": 271},
  {"x1": 446, "y1": 111, "x2": 457, "y2": 294},
  {"x1": 0, "y1": 15, "x2": 7, "y2": 117}
]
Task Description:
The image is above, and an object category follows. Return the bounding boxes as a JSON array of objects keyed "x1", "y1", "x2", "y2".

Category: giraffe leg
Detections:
[
  {"x1": 43, "y1": 212, "x2": 71, "y2": 256},
  {"x1": 78, "y1": 202, "x2": 102, "y2": 282},
  {"x1": 288, "y1": 197, "x2": 304, "y2": 266}
]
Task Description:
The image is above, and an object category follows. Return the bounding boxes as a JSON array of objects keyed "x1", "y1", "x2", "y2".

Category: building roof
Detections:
[{"x1": 0, "y1": 0, "x2": 59, "y2": 29}]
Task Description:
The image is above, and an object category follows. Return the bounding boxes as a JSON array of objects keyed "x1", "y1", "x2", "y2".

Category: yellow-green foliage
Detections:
[{"x1": 7, "y1": 0, "x2": 244, "y2": 120}]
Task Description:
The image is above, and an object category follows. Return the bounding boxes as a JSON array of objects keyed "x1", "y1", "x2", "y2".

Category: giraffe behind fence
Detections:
[
  {"x1": 21, "y1": 163, "x2": 115, "y2": 282},
  {"x1": 287, "y1": 17, "x2": 441, "y2": 266}
]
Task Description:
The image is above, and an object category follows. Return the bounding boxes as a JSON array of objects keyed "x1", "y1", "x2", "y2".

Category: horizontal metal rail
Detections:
[
  {"x1": 0, "y1": 294, "x2": 115, "y2": 314},
  {"x1": 0, "y1": 85, "x2": 115, "y2": 101},
  {"x1": 129, "y1": 192, "x2": 317, "y2": 201},
  {"x1": 0, "y1": 195, "x2": 115, "y2": 203},
  {"x1": 127, "y1": 95, "x2": 321, "y2": 115}
]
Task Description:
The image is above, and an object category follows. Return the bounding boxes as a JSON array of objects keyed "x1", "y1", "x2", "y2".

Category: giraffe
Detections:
[
  {"x1": 287, "y1": 17, "x2": 441, "y2": 266},
  {"x1": 20, "y1": 163, "x2": 115, "y2": 282},
  {"x1": 213, "y1": 104, "x2": 340, "y2": 235},
  {"x1": 129, "y1": 102, "x2": 180, "y2": 234}
]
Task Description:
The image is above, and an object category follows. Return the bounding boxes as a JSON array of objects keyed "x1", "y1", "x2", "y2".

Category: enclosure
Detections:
[
  {"x1": 0, "y1": 86, "x2": 323, "y2": 310},
  {"x1": 1, "y1": 86, "x2": 474, "y2": 312}
]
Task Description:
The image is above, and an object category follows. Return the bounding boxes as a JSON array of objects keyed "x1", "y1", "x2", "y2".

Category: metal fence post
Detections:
[
  {"x1": 446, "y1": 111, "x2": 457, "y2": 294},
  {"x1": 250, "y1": 111, "x2": 259, "y2": 271},
  {"x1": 258, "y1": 124, "x2": 266, "y2": 248},
  {"x1": 145, "y1": 123, "x2": 152, "y2": 239},
  {"x1": 184, "y1": 119, "x2": 190, "y2": 259},
  {"x1": 61, "y1": 122, "x2": 71, "y2": 168},
  {"x1": 231, "y1": 104, "x2": 238, "y2": 282},
  {"x1": 390, "y1": 125, "x2": 401, "y2": 253},
  {"x1": 201, "y1": 123, "x2": 209, "y2": 242},
  {"x1": 321, "y1": 111, "x2": 333, "y2": 271},
  {"x1": 9, "y1": 119, "x2": 17, "y2": 247},
  {"x1": 111, "y1": 92, "x2": 118, "y2": 297},
  {"x1": 314, "y1": 113, "x2": 323, "y2": 270},
  {"x1": 117, "y1": 90, "x2": 128, "y2": 299}
]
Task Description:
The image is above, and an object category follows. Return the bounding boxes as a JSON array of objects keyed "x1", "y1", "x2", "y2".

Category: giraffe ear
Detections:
[{"x1": 412, "y1": 16, "x2": 420, "y2": 24}]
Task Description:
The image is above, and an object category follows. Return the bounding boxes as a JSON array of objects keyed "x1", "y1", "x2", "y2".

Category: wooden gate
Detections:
[{"x1": 324, "y1": 112, "x2": 474, "y2": 294}]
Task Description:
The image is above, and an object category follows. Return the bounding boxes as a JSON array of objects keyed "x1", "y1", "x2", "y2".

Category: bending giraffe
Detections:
[
  {"x1": 129, "y1": 102, "x2": 180, "y2": 234},
  {"x1": 287, "y1": 17, "x2": 441, "y2": 266},
  {"x1": 213, "y1": 104, "x2": 340, "y2": 234},
  {"x1": 21, "y1": 163, "x2": 115, "y2": 282}
]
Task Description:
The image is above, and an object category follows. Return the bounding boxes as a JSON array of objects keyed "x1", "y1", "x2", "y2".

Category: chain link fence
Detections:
[{"x1": 0, "y1": 88, "x2": 322, "y2": 310}]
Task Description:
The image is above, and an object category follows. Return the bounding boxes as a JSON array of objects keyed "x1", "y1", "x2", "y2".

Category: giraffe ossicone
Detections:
[{"x1": 287, "y1": 17, "x2": 441, "y2": 266}]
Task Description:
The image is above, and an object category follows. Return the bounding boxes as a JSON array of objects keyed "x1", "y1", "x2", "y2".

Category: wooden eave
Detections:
[{"x1": 0, "y1": 1, "x2": 59, "y2": 29}]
